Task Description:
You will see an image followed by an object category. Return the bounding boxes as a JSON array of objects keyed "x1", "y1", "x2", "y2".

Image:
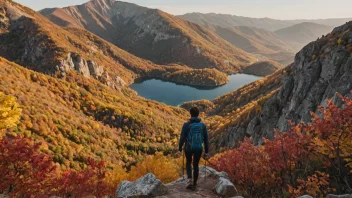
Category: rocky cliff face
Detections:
[
  {"x1": 57, "y1": 52, "x2": 126, "y2": 89},
  {"x1": 217, "y1": 22, "x2": 352, "y2": 148}
]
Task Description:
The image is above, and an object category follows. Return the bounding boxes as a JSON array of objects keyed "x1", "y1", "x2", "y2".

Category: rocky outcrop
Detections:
[
  {"x1": 249, "y1": 22, "x2": 352, "y2": 144},
  {"x1": 215, "y1": 21, "x2": 352, "y2": 147},
  {"x1": 167, "y1": 166, "x2": 237, "y2": 197},
  {"x1": 57, "y1": 52, "x2": 126, "y2": 90},
  {"x1": 117, "y1": 167, "x2": 238, "y2": 198},
  {"x1": 58, "y1": 53, "x2": 102, "y2": 78},
  {"x1": 0, "y1": 7, "x2": 9, "y2": 32},
  {"x1": 116, "y1": 173, "x2": 168, "y2": 198}
]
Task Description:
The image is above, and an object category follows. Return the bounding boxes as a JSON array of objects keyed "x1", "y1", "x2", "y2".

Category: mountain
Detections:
[
  {"x1": 275, "y1": 22, "x2": 333, "y2": 47},
  {"x1": 178, "y1": 13, "x2": 296, "y2": 31},
  {"x1": 205, "y1": 25, "x2": 294, "y2": 54},
  {"x1": 0, "y1": 55, "x2": 188, "y2": 168},
  {"x1": 199, "y1": 21, "x2": 352, "y2": 151},
  {"x1": 201, "y1": 24, "x2": 297, "y2": 65},
  {"x1": 178, "y1": 12, "x2": 352, "y2": 31},
  {"x1": 0, "y1": 0, "x2": 195, "y2": 169},
  {"x1": 40, "y1": 0, "x2": 257, "y2": 74},
  {"x1": 0, "y1": 0, "x2": 233, "y2": 88}
]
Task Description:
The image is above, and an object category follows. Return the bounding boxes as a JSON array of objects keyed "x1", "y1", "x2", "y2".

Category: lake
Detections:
[{"x1": 130, "y1": 74, "x2": 262, "y2": 106}]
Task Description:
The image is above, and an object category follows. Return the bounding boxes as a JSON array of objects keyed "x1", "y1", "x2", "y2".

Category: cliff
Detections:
[{"x1": 212, "y1": 21, "x2": 352, "y2": 150}]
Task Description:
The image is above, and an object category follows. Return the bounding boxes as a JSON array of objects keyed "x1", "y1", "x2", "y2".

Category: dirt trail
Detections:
[{"x1": 159, "y1": 169, "x2": 223, "y2": 198}]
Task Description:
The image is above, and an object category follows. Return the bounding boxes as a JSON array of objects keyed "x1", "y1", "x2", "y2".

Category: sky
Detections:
[{"x1": 15, "y1": 0, "x2": 352, "y2": 20}]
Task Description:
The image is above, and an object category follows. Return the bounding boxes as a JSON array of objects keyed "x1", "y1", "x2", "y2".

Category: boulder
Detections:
[
  {"x1": 199, "y1": 166, "x2": 229, "y2": 179},
  {"x1": 116, "y1": 173, "x2": 168, "y2": 198},
  {"x1": 214, "y1": 177, "x2": 237, "y2": 197},
  {"x1": 297, "y1": 195, "x2": 313, "y2": 198},
  {"x1": 326, "y1": 195, "x2": 352, "y2": 198},
  {"x1": 198, "y1": 166, "x2": 237, "y2": 197}
]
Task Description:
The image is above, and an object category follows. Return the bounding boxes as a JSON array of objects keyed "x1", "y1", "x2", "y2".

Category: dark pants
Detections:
[{"x1": 185, "y1": 150, "x2": 202, "y2": 185}]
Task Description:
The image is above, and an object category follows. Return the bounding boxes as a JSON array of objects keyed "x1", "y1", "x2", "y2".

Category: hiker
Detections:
[{"x1": 179, "y1": 107, "x2": 209, "y2": 190}]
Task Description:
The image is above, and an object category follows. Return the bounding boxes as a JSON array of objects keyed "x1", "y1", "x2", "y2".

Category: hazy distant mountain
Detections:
[
  {"x1": 190, "y1": 22, "x2": 295, "y2": 65},
  {"x1": 179, "y1": 13, "x2": 295, "y2": 31},
  {"x1": 178, "y1": 13, "x2": 349, "y2": 65},
  {"x1": 206, "y1": 25, "x2": 293, "y2": 54},
  {"x1": 275, "y1": 22, "x2": 333, "y2": 46},
  {"x1": 40, "y1": 0, "x2": 257, "y2": 74},
  {"x1": 178, "y1": 13, "x2": 352, "y2": 32}
]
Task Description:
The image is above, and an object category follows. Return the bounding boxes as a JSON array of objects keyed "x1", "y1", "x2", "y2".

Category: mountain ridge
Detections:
[
  {"x1": 0, "y1": 0, "x2": 234, "y2": 88},
  {"x1": 40, "y1": 0, "x2": 258, "y2": 74},
  {"x1": 275, "y1": 22, "x2": 333, "y2": 46},
  {"x1": 201, "y1": 23, "x2": 297, "y2": 65},
  {"x1": 179, "y1": 12, "x2": 352, "y2": 31}
]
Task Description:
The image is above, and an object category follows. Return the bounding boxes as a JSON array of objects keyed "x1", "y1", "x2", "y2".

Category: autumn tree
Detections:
[
  {"x1": 53, "y1": 158, "x2": 113, "y2": 198},
  {"x1": 0, "y1": 92, "x2": 21, "y2": 134},
  {"x1": 307, "y1": 96, "x2": 352, "y2": 192},
  {"x1": 128, "y1": 152, "x2": 180, "y2": 183},
  {"x1": 0, "y1": 136, "x2": 56, "y2": 197}
]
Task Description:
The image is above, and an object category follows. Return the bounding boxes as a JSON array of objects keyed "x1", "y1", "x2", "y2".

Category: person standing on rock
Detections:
[{"x1": 179, "y1": 107, "x2": 209, "y2": 191}]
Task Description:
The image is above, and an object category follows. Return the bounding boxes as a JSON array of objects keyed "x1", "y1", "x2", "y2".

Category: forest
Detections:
[{"x1": 1, "y1": 84, "x2": 351, "y2": 197}]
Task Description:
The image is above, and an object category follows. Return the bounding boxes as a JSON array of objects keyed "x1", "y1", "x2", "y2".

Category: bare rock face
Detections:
[
  {"x1": 218, "y1": 22, "x2": 352, "y2": 146},
  {"x1": 58, "y1": 53, "x2": 126, "y2": 89},
  {"x1": 251, "y1": 34, "x2": 352, "y2": 144},
  {"x1": 0, "y1": 7, "x2": 9, "y2": 31},
  {"x1": 58, "y1": 53, "x2": 104, "y2": 78},
  {"x1": 116, "y1": 173, "x2": 168, "y2": 198}
]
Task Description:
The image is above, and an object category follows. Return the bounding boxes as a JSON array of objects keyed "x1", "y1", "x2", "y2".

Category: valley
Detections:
[{"x1": 0, "y1": 0, "x2": 351, "y2": 197}]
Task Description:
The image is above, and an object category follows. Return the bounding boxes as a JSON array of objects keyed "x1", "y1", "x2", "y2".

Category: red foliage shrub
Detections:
[
  {"x1": 0, "y1": 136, "x2": 56, "y2": 197},
  {"x1": 210, "y1": 94, "x2": 352, "y2": 196},
  {"x1": 0, "y1": 136, "x2": 114, "y2": 197}
]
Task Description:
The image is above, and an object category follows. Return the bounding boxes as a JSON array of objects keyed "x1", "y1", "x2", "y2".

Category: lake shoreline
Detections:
[
  {"x1": 130, "y1": 74, "x2": 262, "y2": 106},
  {"x1": 132, "y1": 77, "x2": 228, "y2": 90}
]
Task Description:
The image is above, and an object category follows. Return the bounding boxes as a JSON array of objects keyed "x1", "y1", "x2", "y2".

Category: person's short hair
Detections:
[{"x1": 190, "y1": 107, "x2": 200, "y2": 117}]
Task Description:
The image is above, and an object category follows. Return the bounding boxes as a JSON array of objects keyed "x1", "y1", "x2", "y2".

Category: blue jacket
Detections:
[{"x1": 179, "y1": 117, "x2": 209, "y2": 153}]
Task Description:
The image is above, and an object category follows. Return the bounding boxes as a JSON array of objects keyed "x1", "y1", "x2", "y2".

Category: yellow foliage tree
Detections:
[
  {"x1": 128, "y1": 152, "x2": 179, "y2": 183},
  {"x1": 0, "y1": 92, "x2": 22, "y2": 134},
  {"x1": 105, "y1": 165, "x2": 128, "y2": 190}
]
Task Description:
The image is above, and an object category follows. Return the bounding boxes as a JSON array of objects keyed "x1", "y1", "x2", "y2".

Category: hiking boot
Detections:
[
  {"x1": 191, "y1": 183, "x2": 197, "y2": 191},
  {"x1": 186, "y1": 178, "x2": 193, "y2": 189}
]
